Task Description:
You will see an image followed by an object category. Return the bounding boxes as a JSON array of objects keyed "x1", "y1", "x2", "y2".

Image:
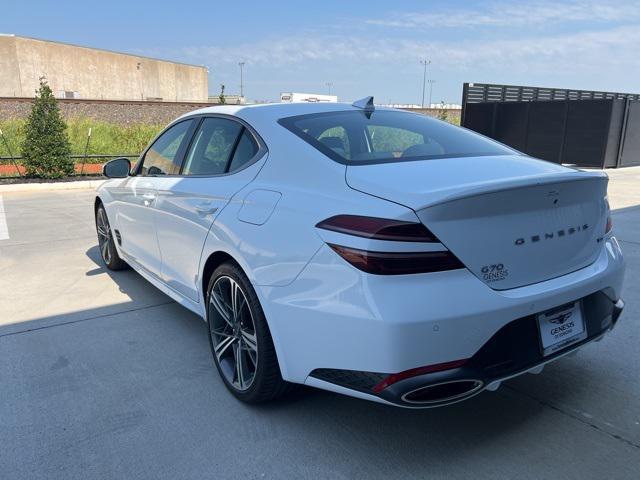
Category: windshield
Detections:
[{"x1": 278, "y1": 110, "x2": 516, "y2": 165}]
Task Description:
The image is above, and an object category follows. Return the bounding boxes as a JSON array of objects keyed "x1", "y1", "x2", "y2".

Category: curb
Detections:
[{"x1": 0, "y1": 179, "x2": 106, "y2": 194}]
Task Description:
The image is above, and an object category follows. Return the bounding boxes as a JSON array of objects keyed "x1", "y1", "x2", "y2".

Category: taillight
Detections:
[
  {"x1": 605, "y1": 198, "x2": 613, "y2": 234},
  {"x1": 372, "y1": 359, "x2": 468, "y2": 393},
  {"x1": 318, "y1": 215, "x2": 465, "y2": 275},
  {"x1": 328, "y1": 244, "x2": 464, "y2": 275},
  {"x1": 316, "y1": 215, "x2": 437, "y2": 242}
]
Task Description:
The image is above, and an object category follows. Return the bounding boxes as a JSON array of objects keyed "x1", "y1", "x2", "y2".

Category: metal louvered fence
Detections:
[
  {"x1": 460, "y1": 83, "x2": 640, "y2": 168},
  {"x1": 461, "y1": 83, "x2": 640, "y2": 123}
]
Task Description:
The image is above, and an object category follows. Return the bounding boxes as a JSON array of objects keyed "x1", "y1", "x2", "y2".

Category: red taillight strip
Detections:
[
  {"x1": 328, "y1": 244, "x2": 465, "y2": 275},
  {"x1": 605, "y1": 216, "x2": 613, "y2": 234},
  {"x1": 372, "y1": 359, "x2": 468, "y2": 393},
  {"x1": 317, "y1": 215, "x2": 438, "y2": 242}
]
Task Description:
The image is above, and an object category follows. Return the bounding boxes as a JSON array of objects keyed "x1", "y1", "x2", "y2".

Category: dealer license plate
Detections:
[{"x1": 537, "y1": 301, "x2": 587, "y2": 357}]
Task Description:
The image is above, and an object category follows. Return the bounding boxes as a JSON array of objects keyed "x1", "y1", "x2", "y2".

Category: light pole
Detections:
[
  {"x1": 326, "y1": 82, "x2": 333, "y2": 95},
  {"x1": 420, "y1": 59, "x2": 430, "y2": 108},
  {"x1": 428, "y1": 79, "x2": 436, "y2": 109},
  {"x1": 238, "y1": 61, "x2": 245, "y2": 99}
]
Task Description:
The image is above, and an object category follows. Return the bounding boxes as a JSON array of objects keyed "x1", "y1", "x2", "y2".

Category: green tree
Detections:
[
  {"x1": 219, "y1": 84, "x2": 226, "y2": 104},
  {"x1": 21, "y1": 77, "x2": 73, "y2": 178},
  {"x1": 437, "y1": 101, "x2": 449, "y2": 122}
]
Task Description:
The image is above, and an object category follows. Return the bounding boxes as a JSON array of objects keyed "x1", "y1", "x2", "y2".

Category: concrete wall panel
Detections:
[{"x1": 0, "y1": 35, "x2": 207, "y2": 102}]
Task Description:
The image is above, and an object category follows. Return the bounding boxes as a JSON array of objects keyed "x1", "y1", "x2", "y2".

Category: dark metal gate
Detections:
[
  {"x1": 461, "y1": 83, "x2": 640, "y2": 124},
  {"x1": 461, "y1": 83, "x2": 640, "y2": 168}
]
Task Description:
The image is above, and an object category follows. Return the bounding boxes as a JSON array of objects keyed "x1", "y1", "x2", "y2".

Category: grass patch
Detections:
[{"x1": 0, "y1": 117, "x2": 164, "y2": 164}]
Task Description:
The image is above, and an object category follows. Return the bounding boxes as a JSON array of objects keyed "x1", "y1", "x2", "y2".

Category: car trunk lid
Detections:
[{"x1": 346, "y1": 155, "x2": 608, "y2": 289}]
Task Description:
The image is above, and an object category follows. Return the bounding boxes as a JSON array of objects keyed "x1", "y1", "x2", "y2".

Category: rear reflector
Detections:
[
  {"x1": 606, "y1": 215, "x2": 613, "y2": 234},
  {"x1": 604, "y1": 198, "x2": 613, "y2": 234},
  {"x1": 328, "y1": 244, "x2": 465, "y2": 275},
  {"x1": 372, "y1": 359, "x2": 468, "y2": 393},
  {"x1": 317, "y1": 215, "x2": 438, "y2": 242}
]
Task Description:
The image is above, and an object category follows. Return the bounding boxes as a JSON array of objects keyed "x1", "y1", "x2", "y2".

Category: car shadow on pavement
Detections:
[
  {"x1": 80, "y1": 245, "x2": 580, "y2": 452},
  {"x1": 76, "y1": 247, "x2": 581, "y2": 463},
  {"x1": 84, "y1": 244, "x2": 175, "y2": 303}
]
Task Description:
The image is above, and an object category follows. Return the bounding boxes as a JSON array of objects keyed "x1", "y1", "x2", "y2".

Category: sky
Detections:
[{"x1": 2, "y1": 0, "x2": 639, "y2": 104}]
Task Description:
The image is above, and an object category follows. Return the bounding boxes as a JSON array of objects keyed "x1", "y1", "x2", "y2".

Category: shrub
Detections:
[
  {"x1": 219, "y1": 84, "x2": 226, "y2": 104},
  {"x1": 437, "y1": 101, "x2": 449, "y2": 122},
  {"x1": 21, "y1": 77, "x2": 73, "y2": 178}
]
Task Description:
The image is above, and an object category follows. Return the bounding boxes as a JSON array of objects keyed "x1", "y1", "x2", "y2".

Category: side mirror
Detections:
[{"x1": 103, "y1": 157, "x2": 131, "y2": 178}]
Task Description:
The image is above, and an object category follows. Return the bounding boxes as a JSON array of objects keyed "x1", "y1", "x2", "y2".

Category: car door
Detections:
[
  {"x1": 114, "y1": 119, "x2": 195, "y2": 277},
  {"x1": 152, "y1": 116, "x2": 267, "y2": 302}
]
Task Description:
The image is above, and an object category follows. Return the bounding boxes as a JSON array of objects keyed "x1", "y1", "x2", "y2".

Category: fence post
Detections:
[
  {"x1": 0, "y1": 128, "x2": 23, "y2": 178},
  {"x1": 461, "y1": 83, "x2": 469, "y2": 126},
  {"x1": 79, "y1": 127, "x2": 92, "y2": 176},
  {"x1": 615, "y1": 99, "x2": 631, "y2": 168}
]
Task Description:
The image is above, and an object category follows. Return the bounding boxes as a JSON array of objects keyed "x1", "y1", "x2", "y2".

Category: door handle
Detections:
[{"x1": 195, "y1": 203, "x2": 218, "y2": 215}]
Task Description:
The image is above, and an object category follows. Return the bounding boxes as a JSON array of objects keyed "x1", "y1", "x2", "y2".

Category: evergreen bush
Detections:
[{"x1": 21, "y1": 77, "x2": 73, "y2": 178}]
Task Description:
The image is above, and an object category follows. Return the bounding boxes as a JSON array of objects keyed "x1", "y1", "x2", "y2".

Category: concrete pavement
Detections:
[{"x1": 0, "y1": 176, "x2": 638, "y2": 479}]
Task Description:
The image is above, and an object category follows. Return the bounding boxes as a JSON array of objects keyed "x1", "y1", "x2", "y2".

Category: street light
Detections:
[
  {"x1": 326, "y1": 82, "x2": 333, "y2": 95},
  {"x1": 427, "y1": 79, "x2": 437, "y2": 109},
  {"x1": 238, "y1": 61, "x2": 246, "y2": 98},
  {"x1": 420, "y1": 59, "x2": 431, "y2": 108}
]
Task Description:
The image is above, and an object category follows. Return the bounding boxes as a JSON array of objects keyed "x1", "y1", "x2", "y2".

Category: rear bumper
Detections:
[
  {"x1": 365, "y1": 291, "x2": 623, "y2": 407},
  {"x1": 257, "y1": 237, "x2": 625, "y2": 404}
]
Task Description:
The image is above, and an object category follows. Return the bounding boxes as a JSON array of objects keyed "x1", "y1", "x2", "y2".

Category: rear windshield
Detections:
[{"x1": 278, "y1": 110, "x2": 515, "y2": 165}]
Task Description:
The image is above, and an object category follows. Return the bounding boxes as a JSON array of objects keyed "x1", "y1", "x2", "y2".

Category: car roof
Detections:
[{"x1": 178, "y1": 102, "x2": 397, "y2": 123}]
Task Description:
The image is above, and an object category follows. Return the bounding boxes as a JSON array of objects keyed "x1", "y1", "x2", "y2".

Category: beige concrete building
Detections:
[{"x1": 0, "y1": 34, "x2": 208, "y2": 102}]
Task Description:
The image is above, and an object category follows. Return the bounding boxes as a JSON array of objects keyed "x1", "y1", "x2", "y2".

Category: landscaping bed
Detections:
[{"x1": 0, "y1": 163, "x2": 104, "y2": 177}]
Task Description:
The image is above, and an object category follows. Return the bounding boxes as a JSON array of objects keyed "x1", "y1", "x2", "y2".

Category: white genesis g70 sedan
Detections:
[{"x1": 95, "y1": 98, "x2": 625, "y2": 408}]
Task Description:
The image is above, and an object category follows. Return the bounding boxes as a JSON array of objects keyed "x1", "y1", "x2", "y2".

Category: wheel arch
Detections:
[
  {"x1": 201, "y1": 251, "x2": 236, "y2": 303},
  {"x1": 199, "y1": 249, "x2": 290, "y2": 380},
  {"x1": 94, "y1": 195, "x2": 103, "y2": 214}
]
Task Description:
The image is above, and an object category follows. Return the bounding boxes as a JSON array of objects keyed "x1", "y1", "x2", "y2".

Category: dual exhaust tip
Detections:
[{"x1": 400, "y1": 379, "x2": 484, "y2": 405}]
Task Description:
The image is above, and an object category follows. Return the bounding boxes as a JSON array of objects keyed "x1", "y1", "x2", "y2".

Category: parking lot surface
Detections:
[{"x1": 1, "y1": 169, "x2": 639, "y2": 479}]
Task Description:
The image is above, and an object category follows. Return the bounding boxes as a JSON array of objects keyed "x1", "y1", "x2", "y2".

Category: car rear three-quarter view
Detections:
[{"x1": 95, "y1": 98, "x2": 625, "y2": 408}]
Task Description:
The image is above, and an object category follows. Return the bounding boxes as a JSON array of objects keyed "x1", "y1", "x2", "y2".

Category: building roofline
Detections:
[{"x1": 0, "y1": 33, "x2": 207, "y2": 70}]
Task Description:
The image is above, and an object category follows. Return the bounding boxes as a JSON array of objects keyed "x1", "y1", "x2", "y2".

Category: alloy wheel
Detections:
[
  {"x1": 96, "y1": 208, "x2": 112, "y2": 264},
  {"x1": 208, "y1": 275, "x2": 258, "y2": 391}
]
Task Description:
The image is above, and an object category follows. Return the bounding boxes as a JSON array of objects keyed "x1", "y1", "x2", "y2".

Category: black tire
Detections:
[
  {"x1": 95, "y1": 203, "x2": 129, "y2": 271},
  {"x1": 206, "y1": 261, "x2": 290, "y2": 403}
]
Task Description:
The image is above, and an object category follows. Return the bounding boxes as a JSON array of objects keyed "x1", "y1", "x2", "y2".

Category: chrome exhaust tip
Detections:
[{"x1": 401, "y1": 379, "x2": 484, "y2": 405}]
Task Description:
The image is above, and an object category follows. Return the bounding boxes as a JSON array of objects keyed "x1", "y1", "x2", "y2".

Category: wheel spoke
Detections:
[
  {"x1": 241, "y1": 329, "x2": 257, "y2": 353},
  {"x1": 210, "y1": 287, "x2": 233, "y2": 327},
  {"x1": 97, "y1": 225, "x2": 109, "y2": 238},
  {"x1": 214, "y1": 335, "x2": 237, "y2": 360},
  {"x1": 211, "y1": 326, "x2": 234, "y2": 339},
  {"x1": 101, "y1": 240, "x2": 110, "y2": 262},
  {"x1": 244, "y1": 344, "x2": 257, "y2": 367},
  {"x1": 235, "y1": 342, "x2": 245, "y2": 389},
  {"x1": 230, "y1": 279, "x2": 239, "y2": 321},
  {"x1": 236, "y1": 291, "x2": 247, "y2": 319}
]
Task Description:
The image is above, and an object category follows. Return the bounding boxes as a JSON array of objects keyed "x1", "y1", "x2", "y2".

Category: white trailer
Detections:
[{"x1": 280, "y1": 92, "x2": 338, "y2": 103}]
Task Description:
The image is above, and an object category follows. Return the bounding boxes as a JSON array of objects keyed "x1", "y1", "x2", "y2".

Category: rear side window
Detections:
[
  {"x1": 183, "y1": 118, "x2": 243, "y2": 175},
  {"x1": 278, "y1": 110, "x2": 515, "y2": 165},
  {"x1": 228, "y1": 130, "x2": 259, "y2": 172},
  {"x1": 182, "y1": 117, "x2": 261, "y2": 176}
]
